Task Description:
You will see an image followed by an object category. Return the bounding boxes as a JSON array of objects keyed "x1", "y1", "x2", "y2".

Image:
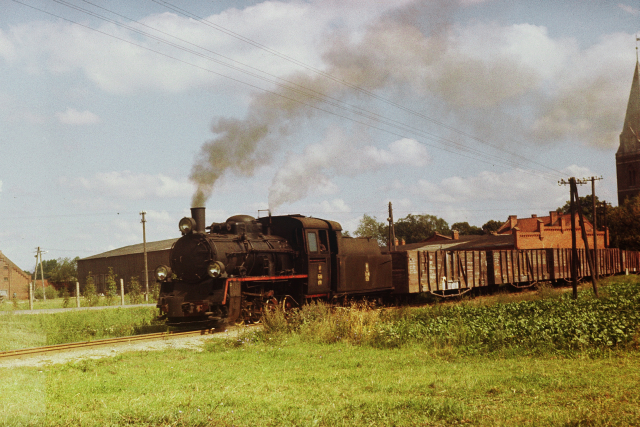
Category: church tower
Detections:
[{"x1": 616, "y1": 58, "x2": 640, "y2": 205}]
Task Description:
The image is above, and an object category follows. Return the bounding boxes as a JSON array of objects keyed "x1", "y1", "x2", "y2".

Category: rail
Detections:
[{"x1": 0, "y1": 329, "x2": 214, "y2": 360}]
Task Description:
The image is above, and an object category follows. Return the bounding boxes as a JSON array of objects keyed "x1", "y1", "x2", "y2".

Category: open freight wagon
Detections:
[{"x1": 392, "y1": 247, "x2": 628, "y2": 296}]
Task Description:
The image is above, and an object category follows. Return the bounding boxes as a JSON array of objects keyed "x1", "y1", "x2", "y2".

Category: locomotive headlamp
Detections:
[
  {"x1": 207, "y1": 261, "x2": 225, "y2": 278},
  {"x1": 155, "y1": 265, "x2": 172, "y2": 281},
  {"x1": 179, "y1": 217, "x2": 196, "y2": 234}
]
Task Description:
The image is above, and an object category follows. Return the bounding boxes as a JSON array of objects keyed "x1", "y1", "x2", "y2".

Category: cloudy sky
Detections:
[{"x1": 1, "y1": 0, "x2": 639, "y2": 270}]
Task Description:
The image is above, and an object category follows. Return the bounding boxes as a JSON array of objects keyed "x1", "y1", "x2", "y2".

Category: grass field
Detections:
[
  {"x1": 0, "y1": 296, "x2": 150, "y2": 311},
  {"x1": 1, "y1": 277, "x2": 639, "y2": 426}
]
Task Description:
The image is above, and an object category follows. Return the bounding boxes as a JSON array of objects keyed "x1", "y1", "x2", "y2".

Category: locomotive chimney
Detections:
[{"x1": 191, "y1": 207, "x2": 206, "y2": 233}]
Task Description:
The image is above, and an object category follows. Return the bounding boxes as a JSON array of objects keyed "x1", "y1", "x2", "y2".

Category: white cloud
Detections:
[
  {"x1": 268, "y1": 128, "x2": 431, "y2": 209},
  {"x1": 618, "y1": 3, "x2": 640, "y2": 15},
  {"x1": 55, "y1": 108, "x2": 100, "y2": 125},
  {"x1": 65, "y1": 171, "x2": 193, "y2": 200},
  {"x1": 312, "y1": 199, "x2": 351, "y2": 214},
  {"x1": 415, "y1": 165, "x2": 593, "y2": 208}
]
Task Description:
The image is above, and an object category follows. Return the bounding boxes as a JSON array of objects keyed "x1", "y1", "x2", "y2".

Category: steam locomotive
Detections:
[{"x1": 155, "y1": 207, "x2": 393, "y2": 327}]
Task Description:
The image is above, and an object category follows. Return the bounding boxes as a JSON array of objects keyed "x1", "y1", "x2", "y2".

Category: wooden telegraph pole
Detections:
[
  {"x1": 559, "y1": 177, "x2": 599, "y2": 298},
  {"x1": 388, "y1": 202, "x2": 396, "y2": 251},
  {"x1": 140, "y1": 211, "x2": 149, "y2": 302}
]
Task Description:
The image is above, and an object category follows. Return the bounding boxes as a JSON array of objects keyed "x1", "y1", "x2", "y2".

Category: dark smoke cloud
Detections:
[{"x1": 189, "y1": 1, "x2": 629, "y2": 207}]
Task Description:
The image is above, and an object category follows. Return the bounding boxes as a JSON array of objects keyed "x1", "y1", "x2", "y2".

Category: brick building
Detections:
[
  {"x1": 0, "y1": 251, "x2": 31, "y2": 299},
  {"x1": 616, "y1": 59, "x2": 640, "y2": 205},
  {"x1": 394, "y1": 211, "x2": 606, "y2": 252},
  {"x1": 495, "y1": 212, "x2": 607, "y2": 250}
]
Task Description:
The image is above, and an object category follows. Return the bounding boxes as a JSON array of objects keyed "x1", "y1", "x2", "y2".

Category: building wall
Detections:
[
  {"x1": 77, "y1": 250, "x2": 171, "y2": 295},
  {"x1": 0, "y1": 252, "x2": 31, "y2": 299},
  {"x1": 514, "y1": 228, "x2": 608, "y2": 250}
]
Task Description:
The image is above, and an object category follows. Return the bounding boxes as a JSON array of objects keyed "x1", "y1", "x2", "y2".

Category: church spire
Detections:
[{"x1": 617, "y1": 58, "x2": 640, "y2": 155}]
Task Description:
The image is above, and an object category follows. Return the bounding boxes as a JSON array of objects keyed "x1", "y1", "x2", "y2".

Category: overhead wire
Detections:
[
  {"x1": 13, "y1": 0, "x2": 564, "y2": 181},
  {"x1": 152, "y1": 0, "x2": 567, "y2": 178}
]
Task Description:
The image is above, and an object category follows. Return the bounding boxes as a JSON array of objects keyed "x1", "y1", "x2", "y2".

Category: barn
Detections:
[{"x1": 77, "y1": 238, "x2": 178, "y2": 295}]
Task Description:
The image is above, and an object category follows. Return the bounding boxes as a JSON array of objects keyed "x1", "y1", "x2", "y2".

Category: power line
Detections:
[{"x1": 12, "y1": 0, "x2": 564, "y2": 180}]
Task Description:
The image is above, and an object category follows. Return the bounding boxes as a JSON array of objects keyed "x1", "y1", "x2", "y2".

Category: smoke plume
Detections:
[{"x1": 189, "y1": 2, "x2": 632, "y2": 207}]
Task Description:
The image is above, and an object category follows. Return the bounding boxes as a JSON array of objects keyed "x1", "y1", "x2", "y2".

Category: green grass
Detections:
[
  {"x1": 1, "y1": 277, "x2": 639, "y2": 425},
  {"x1": 0, "y1": 296, "x2": 152, "y2": 311},
  {"x1": 1, "y1": 338, "x2": 638, "y2": 426},
  {"x1": 0, "y1": 307, "x2": 163, "y2": 351}
]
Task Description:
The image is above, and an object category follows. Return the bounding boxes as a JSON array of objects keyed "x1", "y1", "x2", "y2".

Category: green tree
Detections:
[
  {"x1": 83, "y1": 272, "x2": 98, "y2": 307},
  {"x1": 129, "y1": 276, "x2": 142, "y2": 305},
  {"x1": 608, "y1": 195, "x2": 640, "y2": 250},
  {"x1": 451, "y1": 222, "x2": 483, "y2": 235},
  {"x1": 49, "y1": 257, "x2": 78, "y2": 287},
  {"x1": 482, "y1": 219, "x2": 503, "y2": 234},
  {"x1": 354, "y1": 214, "x2": 389, "y2": 245},
  {"x1": 558, "y1": 194, "x2": 603, "y2": 224},
  {"x1": 394, "y1": 214, "x2": 450, "y2": 244},
  {"x1": 105, "y1": 267, "x2": 118, "y2": 306}
]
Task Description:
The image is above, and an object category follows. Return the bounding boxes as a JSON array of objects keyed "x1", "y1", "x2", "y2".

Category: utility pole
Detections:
[
  {"x1": 388, "y1": 202, "x2": 396, "y2": 251},
  {"x1": 140, "y1": 211, "x2": 149, "y2": 302},
  {"x1": 586, "y1": 176, "x2": 603, "y2": 280},
  {"x1": 34, "y1": 247, "x2": 47, "y2": 301},
  {"x1": 559, "y1": 177, "x2": 599, "y2": 298}
]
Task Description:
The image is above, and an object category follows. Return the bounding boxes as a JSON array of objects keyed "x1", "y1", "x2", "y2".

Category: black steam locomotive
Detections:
[{"x1": 155, "y1": 207, "x2": 393, "y2": 327}]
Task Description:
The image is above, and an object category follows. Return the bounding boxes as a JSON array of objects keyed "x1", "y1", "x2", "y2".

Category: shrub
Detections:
[
  {"x1": 61, "y1": 286, "x2": 71, "y2": 308},
  {"x1": 83, "y1": 273, "x2": 98, "y2": 307},
  {"x1": 128, "y1": 276, "x2": 142, "y2": 305},
  {"x1": 105, "y1": 267, "x2": 118, "y2": 306}
]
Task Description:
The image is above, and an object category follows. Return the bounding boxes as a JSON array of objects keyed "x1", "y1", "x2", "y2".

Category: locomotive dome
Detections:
[{"x1": 226, "y1": 215, "x2": 255, "y2": 223}]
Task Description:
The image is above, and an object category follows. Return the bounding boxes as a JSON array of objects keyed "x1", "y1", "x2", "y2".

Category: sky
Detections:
[{"x1": 1, "y1": 0, "x2": 639, "y2": 271}]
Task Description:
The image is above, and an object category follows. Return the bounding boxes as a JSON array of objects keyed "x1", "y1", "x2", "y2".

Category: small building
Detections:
[
  {"x1": 394, "y1": 211, "x2": 606, "y2": 252},
  {"x1": 77, "y1": 238, "x2": 177, "y2": 294},
  {"x1": 0, "y1": 251, "x2": 31, "y2": 299},
  {"x1": 495, "y1": 212, "x2": 607, "y2": 250}
]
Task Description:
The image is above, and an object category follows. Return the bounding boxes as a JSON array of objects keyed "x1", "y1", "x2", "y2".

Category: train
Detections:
[{"x1": 154, "y1": 207, "x2": 640, "y2": 327}]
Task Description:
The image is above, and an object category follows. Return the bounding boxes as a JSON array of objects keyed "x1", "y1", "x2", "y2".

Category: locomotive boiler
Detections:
[{"x1": 155, "y1": 207, "x2": 393, "y2": 327}]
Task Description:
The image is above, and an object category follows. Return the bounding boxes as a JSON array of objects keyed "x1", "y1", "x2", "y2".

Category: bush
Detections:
[
  {"x1": 259, "y1": 280, "x2": 640, "y2": 353},
  {"x1": 61, "y1": 286, "x2": 71, "y2": 308},
  {"x1": 33, "y1": 285, "x2": 57, "y2": 300},
  {"x1": 128, "y1": 276, "x2": 142, "y2": 305},
  {"x1": 105, "y1": 267, "x2": 118, "y2": 306},
  {"x1": 83, "y1": 273, "x2": 98, "y2": 307}
]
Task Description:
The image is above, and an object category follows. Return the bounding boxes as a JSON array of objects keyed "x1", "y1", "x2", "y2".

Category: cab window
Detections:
[
  {"x1": 318, "y1": 230, "x2": 329, "y2": 252},
  {"x1": 307, "y1": 232, "x2": 318, "y2": 252}
]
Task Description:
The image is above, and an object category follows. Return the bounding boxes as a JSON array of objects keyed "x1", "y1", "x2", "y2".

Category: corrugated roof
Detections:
[{"x1": 80, "y1": 238, "x2": 179, "y2": 260}]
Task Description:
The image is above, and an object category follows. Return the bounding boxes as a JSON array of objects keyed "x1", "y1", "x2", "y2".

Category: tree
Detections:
[
  {"x1": 482, "y1": 220, "x2": 503, "y2": 234},
  {"x1": 48, "y1": 257, "x2": 79, "y2": 291},
  {"x1": 105, "y1": 267, "x2": 118, "y2": 306},
  {"x1": 394, "y1": 214, "x2": 450, "y2": 244},
  {"x1": 83, "y1": 272, "x2": 98, "y2": 307},
  {"x1": 129, "y1": 276, "x2": 142, "y2": 305},
  {"x1": 608, "y1": 195, "x2": 640, "y2": 250},
  {"x1": 451, "y1": 222, "x2": 483, "y2": 235},
  {"x1": 558, "y1": 194, "x2": 603, "y2": 224},
  {"x1": 354, "y1": 214, "x2": 389, "y2": 245}
]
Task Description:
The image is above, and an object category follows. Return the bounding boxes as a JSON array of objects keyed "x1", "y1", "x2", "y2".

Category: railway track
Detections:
[{"x1": 0, "y1": 329, "x2": 218, "y2": 360}]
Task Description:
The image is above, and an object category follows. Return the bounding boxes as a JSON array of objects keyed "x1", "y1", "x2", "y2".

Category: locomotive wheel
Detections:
[{"x1": 281, "y1": 295, "x2": 299, "y2": 312}]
